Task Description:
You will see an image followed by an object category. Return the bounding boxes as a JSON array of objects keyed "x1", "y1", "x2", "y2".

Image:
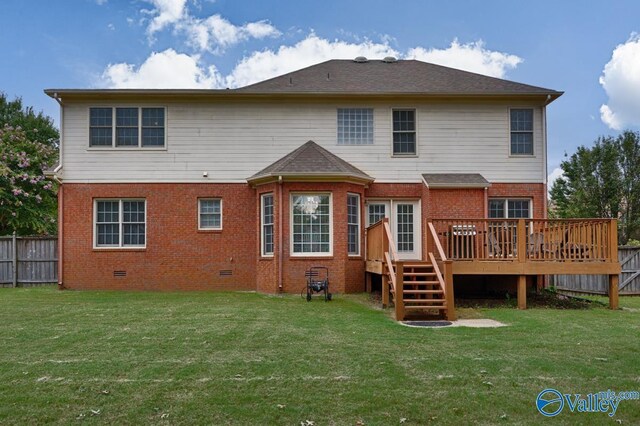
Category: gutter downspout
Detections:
[
  {"x1": 52, "y1": 94, "x2": 64, "y2": 289},
  {"x1": 278, "y1": 176, "x2": 283, "y2": 291},
  {"x1": 542, "y1": 94, "x2": 551, "y2": 219}
]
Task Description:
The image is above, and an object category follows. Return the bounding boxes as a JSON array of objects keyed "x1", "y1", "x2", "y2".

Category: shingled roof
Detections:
[
  {"x1": 247, "y1": 141, "x2": 373, "y2": 185},
  {"x1": 237, "y1": 59, "x2": 563, "y2": 97},
  {"x1": 422, "y1": 173, "x2": 491, "y2": 188}
]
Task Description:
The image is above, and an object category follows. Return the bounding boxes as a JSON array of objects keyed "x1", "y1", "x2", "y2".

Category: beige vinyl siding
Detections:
[{"x1": 61, "y1": 101, "x2": 545, "y2": 183}]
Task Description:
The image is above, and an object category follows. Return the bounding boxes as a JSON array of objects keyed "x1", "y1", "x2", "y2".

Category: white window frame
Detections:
[
  {"x1": 337, "y1": 108, "x2": 374, "y2": 145},
  {"x1": 88, "y1": 106, "x2": 167, "y2": 150},
  {"x1": 391, "y1": 108, "x2": 418, "y2": 157},
  {"x1": 488, "y1": 198, "x2": 533, "y2": 219},
  {"x1": 508, "y1": 107, "x2": 535, "y2": 157},
  {"x1": 290, "y1": 193, "x2": 333, "y2": 257},
  {"x1": 261, "y1": 193, "x2": 274, "y2": 257},
  {"x1": 93, "y1": 198, "x2": 147, "y2": 249},
  {"x1": 347, "y1": 193, "x2": 360, "y2": 256},
  {"x1": 198, "y1": 198, "x2": 223, "y2": 231}
]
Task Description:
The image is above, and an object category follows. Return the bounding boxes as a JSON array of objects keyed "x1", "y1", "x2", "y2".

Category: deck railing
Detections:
[{"x1": 428, "y1": 218, "x2": 617, "y2": 263}]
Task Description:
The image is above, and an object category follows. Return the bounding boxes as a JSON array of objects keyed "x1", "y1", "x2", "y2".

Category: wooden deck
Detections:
[{"x1": 365, "y1": 218, "x2": 621, "y2": 321}]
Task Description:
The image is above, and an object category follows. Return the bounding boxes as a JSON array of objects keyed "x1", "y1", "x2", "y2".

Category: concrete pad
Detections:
[{"x1": 450, "y1": 319, "x2": 507, "y2": 328}]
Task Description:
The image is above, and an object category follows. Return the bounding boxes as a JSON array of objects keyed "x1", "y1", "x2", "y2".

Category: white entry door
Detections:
[{"x1": 366, "y1": 200, "x2": 422, "y2": 260}]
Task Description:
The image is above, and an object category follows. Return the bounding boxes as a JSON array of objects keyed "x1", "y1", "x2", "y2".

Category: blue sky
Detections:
[{"x1": 2, "y1": 0, "x2": 640, "y2": 181}]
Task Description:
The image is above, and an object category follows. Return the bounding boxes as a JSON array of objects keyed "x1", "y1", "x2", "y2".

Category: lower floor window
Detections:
[
  {"x1": 199, "y1": 199, "x2": 222, "y2": 230},
  {"x1": 291, "y1": 194, "x2": 331, "y2": 255},
  {"x1": 347, "y1": 194, "x2": 360, "y2": 255},
  {"x1": 95, "y1": 199, "x2": 146, "y2": 247},
  {"x1": 489, "y1": 198, "x2": 531, "y2": 218}
]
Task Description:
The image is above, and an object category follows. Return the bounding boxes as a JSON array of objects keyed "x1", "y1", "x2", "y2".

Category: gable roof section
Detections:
[
  {"x1": 422, "y1": 173, "x2": 491, "y2": 189},
  {"x1": 247, "y1": 141, "x2": 373, "y2": 185},
  {"x1": 236, "y1": 59, "x2": 563, "y2": 98},
  {"x1": 45, "y1": 59, "x2": 563, "y2": 102}
]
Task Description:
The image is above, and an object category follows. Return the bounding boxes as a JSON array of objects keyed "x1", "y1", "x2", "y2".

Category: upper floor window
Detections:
[
  {"x1": 337, "y1": 108, "x2": 373, "y2": 145},
  {"x1": 94, "y1": 199, "x2": 146, "y2": 248},
  {"x1": 89, "y1": 107, "x2": 165, "y2": 148},
  {"x1": 489, "y1": 198, "x2": 531, "y2": 219},
  {"x1": 392, "y1": 109, "x2": 416, "y2": 155},
  {"x1": 198, "y1": 199, "x2": 222, "y2": 230},
  {"x1": 510, "y1": 109, "x2": 533, "y2": 155}
]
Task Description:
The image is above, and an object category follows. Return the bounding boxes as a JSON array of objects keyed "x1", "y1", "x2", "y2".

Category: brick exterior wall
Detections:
[
  {"x1": 488, "y1": 183, "x2": 547, "y2": 218},
  {"x1": 59, "y1": 181, "x2": 546, "y2": 293},
  {"x1": 61, "y1": 183, "x2": 257, "y2": 291}
]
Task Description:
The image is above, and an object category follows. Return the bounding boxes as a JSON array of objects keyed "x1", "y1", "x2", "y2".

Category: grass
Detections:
[{"x1": 0, "y1": 288, "x2": 638, "y2": 425}]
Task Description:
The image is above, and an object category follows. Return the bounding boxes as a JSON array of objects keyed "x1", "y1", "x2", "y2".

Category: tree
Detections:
[
  {"x1": 0, "y1": 94, "x2": 59, "y2": 235},
  {"x1": 550, "y1": 131, "x2": 640, "y2": 244}
]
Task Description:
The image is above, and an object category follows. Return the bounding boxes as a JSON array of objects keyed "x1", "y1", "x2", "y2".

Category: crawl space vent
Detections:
[
  {"x1": 219, "y1": 270, "x2": 233, "y2": 277},
  {"x1": 113, "y1": 271, "x2": 127, "y2": 278}
]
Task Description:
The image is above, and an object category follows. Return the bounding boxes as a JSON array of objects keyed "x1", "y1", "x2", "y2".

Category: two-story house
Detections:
[{"x1": 46, "y1": 58, "x2": 621, "y2": 320}]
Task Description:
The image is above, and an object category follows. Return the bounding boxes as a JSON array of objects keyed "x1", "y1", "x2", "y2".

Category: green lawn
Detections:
[{"x1": 0, "y1": 288, "x2": 638, "y2": 425}]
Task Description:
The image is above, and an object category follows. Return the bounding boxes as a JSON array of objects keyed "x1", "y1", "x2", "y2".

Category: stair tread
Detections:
[
  {"x1": 404, "y1": 305, "x2": 447, "y2": 310},
  {"x1": 403, "y1": 272, "x2": 437, "y2": 276},
  {"x1": 402, "y1": 290, "x2": 443, "y2": 294},
  {"x1": 403, "y1": 298, "x2": 446, "y2": 303}
]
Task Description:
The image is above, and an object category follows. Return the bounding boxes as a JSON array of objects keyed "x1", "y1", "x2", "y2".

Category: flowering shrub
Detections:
[{"x1": 0, "y1": 124, "x2": 58, "y2": 235}]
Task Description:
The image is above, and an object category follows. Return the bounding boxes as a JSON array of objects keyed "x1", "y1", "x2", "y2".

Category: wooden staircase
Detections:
[
  {"x1": 368, "y1": 218, "x2": 456, "y2": 322},
  {"x1": 398, "y1": 261, "x2": 448, "y2": 314},
  {"x1": 384, "y1": 258, "x2": 454, "y2": 321}
]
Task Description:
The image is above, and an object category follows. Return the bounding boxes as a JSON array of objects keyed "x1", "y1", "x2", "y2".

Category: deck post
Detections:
[
  {"x1": 443, "y1": 259, "x2": 456, "y2": 321},
  {"x1": 517, "y1": 275, "x2": 527, "y2": 310},
  {"x1": 517, "y1": 219, "x2": 526, "y2": 263},
  {"x1": 365, "y1": 272, "x2": 371, "y2": 293},
  {"x1": 609, "y1": 274, "x2": 619, "y2": 310},
  {"x1": 382, "y1": 275, "x2": 389, "y2": 308},
  {"x1": 395, "y1": 262, "x2": 404, "y2": 321}
]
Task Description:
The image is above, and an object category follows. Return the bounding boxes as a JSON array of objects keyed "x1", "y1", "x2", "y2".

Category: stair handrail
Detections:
[
  {"x1": 428, "y1": 222, "x2": 447, "y2": 261},
  {"x1": 384, "y1": 251, "x2": 397, "y2": 295},
  {"x1": 428, "y1": 252, "x2": 446, "y2": 296},
  {"x1": 383, "y1": 220, "x2": 399, "y2": 262}
]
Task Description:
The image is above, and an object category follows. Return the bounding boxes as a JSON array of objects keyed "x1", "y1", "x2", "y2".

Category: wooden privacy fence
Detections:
[
  {"x1": 551, "y1": 246, "x2": 640, "y2": 295},
  {"x1": 0, "y1": 235, "x2": 57, "y2": 287}
]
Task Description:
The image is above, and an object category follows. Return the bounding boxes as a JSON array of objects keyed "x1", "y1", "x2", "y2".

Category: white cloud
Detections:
[
  {"x1": 98, "y1": 35, "x2": 523, "y2": 90},
  {"x1": 406, "y1": 39, "x2": 522, "y2": 78},
  {"x1": 96, "y1": 0, "x2": 108, "y2": 5},
  {"x1": 180, "y1": 14, "x2": 280, "y2": 54},
  {"x1": 101, "y1": 49, "x2": 222, "y2": 89},
  {"x1": 226, "y1": 34, "x2": 400, "y2": 87},
  {"x1": 144, "y1": 0, "x2": 188, "y2": 36},
  {"x1": 547, "y1": 167, "x2": 564, "y2": 190},
  {"x1": 599, "y1": 33, "x2": 640, "y2": 130},
  {"x1": 107, "y1": 23, "x2": 115, "y2": 31},
  {"x1": 142, "y1": 1, "x2": 280, "y2": 53}
]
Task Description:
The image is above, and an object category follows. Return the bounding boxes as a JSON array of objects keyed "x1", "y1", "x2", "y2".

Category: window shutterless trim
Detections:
[
  {"x1": 347, "y1": 193, "x2": 360, "y2": 256},
  {"x1": 391, "y1": 108, "x2": 418, "y2": 157},
  {"x1": 93, "y1": 198, "x2": 147, "y2": 249},
  {"x1": 508, "y1": 107, "x2": 534, "y2": 156},
  {"x1": 88, "y1": 106, "x2": 167, "y2": 149},
  {"x1": 290, "y1": 192, "x2": 333, "y2": 257},
  {"x1": 488, "y1": 197, "x2": 533, "y2": 219},
  {"x1": 261, "y1": 193, "x2": 274, "y2": 257},
  {"x1": 198, "y1": 198, "x2": 223, "y2": 230}
]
